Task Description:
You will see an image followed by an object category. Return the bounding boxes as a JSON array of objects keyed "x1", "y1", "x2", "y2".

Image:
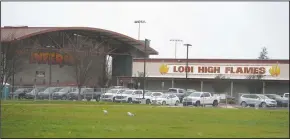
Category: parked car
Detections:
[
  {"x1": 83, "y1": 88, "x2": 103, "y2": 101},
  {"x1": 167, "y1": 88, "x2": 187, "y2": 103},
  {"x1": 37, "y1": 87, "x2": 63, "y2": 100},
  {"x1": 25, "y1": 87, "x2": 46, "y2": 99},
  {"x1": 11, "y1": 88, "x2": 33, "y2": 99},
  {"x1": 282, "y1": 93, "x2": 289, "y2": 99},
  {"x1": 133, "y1": 91, "x2": 163, "y2": 104},
  {"x1": 239, "y1": 94, "x2": 277, "y2": 108},
  {"x1": 265, "y1": 94, "x2": 289, "y2": 107},
  {"x1": 52, "y1": 86, "x2": 77, "y2": 100},
  {"x1": 182, "y1": 92, "x2": 220, "y2": 107},
  {"x1": 100, "y1": 89, "x2": 126, "y2": 102},
  {"x1": 114, "y1": 89, "x2": 144, "y2": 103},
  {"x1": 68, "y1": 88, "x2": 100, "y2": 101},
  {"x1": 151, "y1": 93, "x2": 180, "y2": 106}
]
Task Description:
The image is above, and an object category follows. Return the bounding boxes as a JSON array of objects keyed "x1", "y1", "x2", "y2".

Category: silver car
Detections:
[{"x1": 239, "y1": 94, "x2": 277, "y2": 108}]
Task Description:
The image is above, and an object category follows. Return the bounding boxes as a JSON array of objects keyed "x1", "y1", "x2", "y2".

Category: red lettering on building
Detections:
[
  {"x1": 30, "y1": 52, "x2": 73, "y2": 66},
  {"x1": 173, "y1": 66, "x2": 193, "y2": 73},
  {"x1": 198, "y1": 66, "x2": 220, "y2": 74}
]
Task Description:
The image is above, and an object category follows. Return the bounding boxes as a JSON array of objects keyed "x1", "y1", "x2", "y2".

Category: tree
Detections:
[
  {"x1": 133, "y1": 71, "x2": 147, "y2": 89},
  {"x1": 1, "y1": 33, "x2": 24, "y2": 97},
  {"x1": 71, "y1": 47, "x2": 94, "y2": 100},
  {"x1": 245, "y1": 47, "x2": 269, "y2": 93},
  {"x1": 212, "y1": 74, "x2": 229, "y2": 93}
]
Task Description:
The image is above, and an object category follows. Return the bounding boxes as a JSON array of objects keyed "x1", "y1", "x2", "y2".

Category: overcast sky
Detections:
[{"x1": 1, "y1": 2, "x2": 289, "y2": 59}]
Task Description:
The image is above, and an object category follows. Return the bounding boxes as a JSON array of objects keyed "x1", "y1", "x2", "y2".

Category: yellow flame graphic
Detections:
[
  {"x1": 159, "y1": 64, "x2": 169, "y2": 75},
  {"x1": 269, "y1": 64, "x2": 280, "y2": 77}
]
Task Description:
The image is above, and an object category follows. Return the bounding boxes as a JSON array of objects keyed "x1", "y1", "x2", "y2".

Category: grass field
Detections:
[{"x1": 1, "y1": 100, "x2": 289, "y2": 138}]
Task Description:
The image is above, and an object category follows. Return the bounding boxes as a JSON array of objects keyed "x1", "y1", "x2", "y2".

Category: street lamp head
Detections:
[
  {"x1": 170, "y1": 39, "x2": 183, "y2": 42},
  {"x1": 134, "y1": 20, "x2": 146, "y2": 23},
  {"x1": 183, "y1": 44, "x2": 192, "y2": 47}
]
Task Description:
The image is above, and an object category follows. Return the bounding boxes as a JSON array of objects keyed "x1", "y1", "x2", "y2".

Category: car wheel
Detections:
[
  {"x1": 96, "y1": 96, "x2": 101, "y2": 102},
  {"x1": 261, "y1": 102, "x2": 267, "y2": 108},
  {"x1": 162, "y1": 101, "x2": 166, "y2": 105},
  {"x1": 212, "y1": 100, "x2": 218, "y2": 107},
  {"x1": 128, "y1": 98, "x2": 132, "y2": 103},
  {"x1": 195, "y1": 101, "x2": 201, "y2": 107},
  {"x1": 61, "y1": 96, "x2": 67, "y2": 100},
  {"x1": 241, "y1": 101, "x2": 247, "y2": 107},
  {"x1": 146, "y1": 99, "x2": 151, "y2": 104},
  {"x1": 175, "y1": 101, "x2": 179, "y2": 106}
]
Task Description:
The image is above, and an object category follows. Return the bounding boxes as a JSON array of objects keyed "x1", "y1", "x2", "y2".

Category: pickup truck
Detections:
[
  {"x1": 182, "y1": 92, "x2": 220, "y2": 107},
  {"x1": 100, "y1": 88, "x2": 127, "y2": 102},
  {"x1": 68, "y1": 88, "x2": 102, "y2": 101},
  {"x1": 114, "y1": 89, "x2": 147, "y2": 103},
  {"x1": 167, "y1": 88, "x2": 187, "y2": 103}
]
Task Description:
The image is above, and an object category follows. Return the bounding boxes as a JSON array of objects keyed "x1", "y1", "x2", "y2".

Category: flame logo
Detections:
[
  {"x1": 269, "y1": 64, "x2": 280, "y2": 77},
  {"x1": 159, "y1": 64, "x2": 169, "y2": 75}
]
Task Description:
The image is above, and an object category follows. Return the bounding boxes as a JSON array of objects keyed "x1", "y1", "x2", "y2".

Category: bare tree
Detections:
[
  {"x1": 1, "y1": 33, "x2": 24, "y2": 96},
  {"x1": 133, "y1": 71, "x2": 147, "y2": 89},
  {"x1": 212, "y1": 74, "x2": 229, "y2": 94},
  {"x1": 245, "y1": 47, "x2": 269, "y2": 93},
  {"x1": 71, "y1": 47, "x2": 94, "y2": 100}
]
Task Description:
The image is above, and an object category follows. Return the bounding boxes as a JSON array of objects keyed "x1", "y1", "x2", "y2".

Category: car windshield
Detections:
[
  {"x1": 37, "y1": 88, "x2": 46, "y2": 92},
  {"x1": 168, "y1": 89, "x2": 177, "y2": 93},
  {"x1": 123, "y1": 90, "x2": 134, "y2": 94},
  {"x1": 107, "y1": 89, "x2": 119, "y2": 94},
  {"x1": 15, "y1": 88, "x2": 25, "y2": 92},
  {"x1": 258, "y1": 95, "x2": 269, "y2": 99},
  {"x1": 161, "y1": 94, "x2": 169, "y2": 98},
  {"x1": 145, "y1": 92, "x2": 153, "y2": 96},
  {"x1": 189, "y1": 92, "x2": 202, "y2": 97},
  {"x1": 266, "y1": 95, "x2": 282, "y2": 99},
  {"x1": 43, "y1": 88, "x2": 54, "y2": 93},
  {"x1": 59, "y1": 87, "x2": 71, "y2": 92}
]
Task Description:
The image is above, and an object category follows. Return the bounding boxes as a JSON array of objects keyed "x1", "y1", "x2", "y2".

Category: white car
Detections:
[
  {"x1": 182, "y1": 92, "x2": 220, "y2": 107},
  {"x1": 133, "y1": 92, "x2": 163, "y2": 104},
  {"x1": 151, "y1": 94, "x2": 180, "y2": 106},
  {"x1": 114, "y1": 90, "x2": 143, "y2": 103},
  {"x1": 100, "y1": 89, "x2": 126, "y2": 102},
  {"x1": 283, "y1": 93, "x2": 289, "y2": 99}
]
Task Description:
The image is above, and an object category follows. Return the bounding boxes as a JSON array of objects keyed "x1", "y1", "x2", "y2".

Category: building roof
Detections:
[
  {"x1": 1, "y1": 26, "x2": 158, "y2": 55},
  {"x1": 133, "y1": 58, "x2": 289, "y2": 64}
]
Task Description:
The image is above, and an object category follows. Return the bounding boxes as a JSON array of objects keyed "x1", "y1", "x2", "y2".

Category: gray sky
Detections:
[{"x1": 1, "y1": 2, "x2": 289, "y2": 59}]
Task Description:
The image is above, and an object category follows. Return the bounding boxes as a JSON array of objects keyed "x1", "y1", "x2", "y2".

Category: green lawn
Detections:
[{"x1": 1, "y1": 100, "x2": 289, "y2": 138}]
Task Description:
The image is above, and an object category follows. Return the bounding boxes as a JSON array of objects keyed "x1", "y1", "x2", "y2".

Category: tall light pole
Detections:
[
  {"x1": 134, "y1": 20, "x2": 146, "y2": 40},
  {"x1": 183, "y1": 44, "x2": 192, "y2": 79},
  {"x1": 143, "y1": 39, "x2": 150, "y2": 99},
  {"x1": 46, "y1": 45, "x2": 55, "y2": 88},
  {"x1": 170, "y1": 39, "x2": 183, "y2": 59}
]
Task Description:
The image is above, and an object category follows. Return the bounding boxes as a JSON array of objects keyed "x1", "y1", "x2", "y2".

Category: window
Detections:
[
  {"x1": 250, "y1": 95, "x2": 259, "y2": 99},
  {"x1": 242, "y1": 95, "x2": 250, "y2": 98},
  {"x1": 153, "y1": 93, "x2": 162, "y2": 96},
  {"x1": 204, "y1": 93, "x2": 210, "y2": 97},
  {"x1": 134, "y1": 91, "x2": 143, "y2": 95},
  {"x1": 178, "y1": 89, "x2": 184, "y2": 94}
]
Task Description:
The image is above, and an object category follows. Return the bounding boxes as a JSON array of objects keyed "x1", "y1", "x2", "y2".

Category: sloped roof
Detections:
[{"x1": 1, "y1": 26, "x2": 158, "y2": 55}]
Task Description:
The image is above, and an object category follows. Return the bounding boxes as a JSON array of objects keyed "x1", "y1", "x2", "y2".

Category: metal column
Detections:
[
  {"x1": 200, "y1": 81, "x2": 203, "y2": 92},
  {"x1": 262, "y1": 81, "x2": 265, "y2": 94},
  {"x1": 230, "y1": 81, "x2": 234, "y2": 97},
  {"x1": 171, "y1": 78, "x2": 174, "y2": 88}
]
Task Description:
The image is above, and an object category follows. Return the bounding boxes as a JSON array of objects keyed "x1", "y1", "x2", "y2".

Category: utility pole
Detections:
[
  {"x1": 170, "y1": 39, "x2": 183, "y2": 59},
  {"x1": 134, "y1": 20, "x2": 146, "y2": 40}
]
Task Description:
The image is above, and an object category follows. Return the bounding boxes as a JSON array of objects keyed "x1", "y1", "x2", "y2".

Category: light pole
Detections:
[
  {"x1": 170, "y1": 39, "x2": 183, "y2": 59},
  {"x1": 143, "y1": 39, "x2": 150, "y2": 99},
  {"x1": 183, "y1": 44, "x2": 192, "y2": 79},
  {"x1": 134, "y1": 20, "x2": 146, "y2": 40}
]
